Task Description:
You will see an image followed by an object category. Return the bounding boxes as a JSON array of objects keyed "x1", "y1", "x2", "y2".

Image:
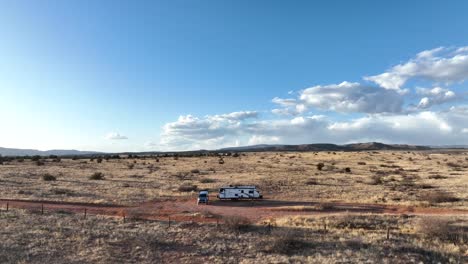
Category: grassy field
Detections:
[
  {"x1": 0, "y1": 150, "x2": 467, "y2": 263},
  {"x1": 0, "y1": 151, "x2": 466, "y2": 208},
  {"x1": 0, "y1": 208, "x2": 466, "y2": 263}
]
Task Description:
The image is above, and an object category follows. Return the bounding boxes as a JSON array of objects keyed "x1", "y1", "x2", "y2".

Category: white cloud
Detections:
[
  {"x1": 298, "y1": 81, "x2": 404, "y2": 113},
  {"x1": 154, "y1": 47, "x2": 468, "y2": 150},
  {"x1": 272, "y1": 97, "x2": 297, "y2": 107},
  {"x1": 365, "y1": 46, "x2": 468, "y2": 90},
  {"x1": 248, "y1": 135, "x2": 280, "y2": 145},
  {"x1": 416, "y1": 87, "x2": 457, "y2": 109},
  {"x1": 272, "y1": 81, "x2": 404, "y2": 115},
  {"x1": 209, "y1": 111, "x2": 258, "y2": 122},
  {"x1": 157, "y1": 106, "x2": 468, "y2": 150},
  {"x1": 105, "y1": 132, "x2": 128, "y2": 140}
]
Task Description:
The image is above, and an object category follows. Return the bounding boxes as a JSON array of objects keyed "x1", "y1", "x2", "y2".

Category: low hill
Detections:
[{"x1": 0, "y1": 147, "x2": 100, "y2": 157}]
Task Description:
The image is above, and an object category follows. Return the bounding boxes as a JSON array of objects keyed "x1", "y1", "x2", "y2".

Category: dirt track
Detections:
[{"x1": 1, "y1": 197, "x2": 467, "y2": 223}]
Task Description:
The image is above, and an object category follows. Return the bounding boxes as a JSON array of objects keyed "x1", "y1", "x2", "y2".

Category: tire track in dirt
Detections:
[{"x1": 1, "y1": 198, "x2": 467, "y2": 223}]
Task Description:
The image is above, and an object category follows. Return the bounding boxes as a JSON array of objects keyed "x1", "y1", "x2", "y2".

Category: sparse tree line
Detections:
[{"x1": 0, "y1": 151, "x2": 246, "y2": 165}]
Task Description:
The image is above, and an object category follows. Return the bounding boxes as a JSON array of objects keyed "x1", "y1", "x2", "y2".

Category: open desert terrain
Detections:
[{"x1": 1, "y1": 150, "x2": 467, "y2": 263}]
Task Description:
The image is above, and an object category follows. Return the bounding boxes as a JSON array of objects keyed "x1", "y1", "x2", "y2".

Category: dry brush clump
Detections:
[
  {"x1": 177, "y1": 184, "x2": 198, "y2": 192},
  {"x1": 424, "y1": 191, "x2": 459, "y2": 204},
  {"x1": 42, "y1": 174, "x2": 56, "y2": 181},
  {"x1": 89, "y1": 172, "x2": 105, "y2": 180},
  {"x1": 199, "y1": 178, "x2": 216, "y2": 183},
  {"x1": 223, "y1": 215, "x2": 252, "y2": 232},
  {"x1": 416, "y1": 217, "x2": 467, "y2": 244},
  {"x1": 261, "y1": 229, "x2": 309, "y2": 255}
]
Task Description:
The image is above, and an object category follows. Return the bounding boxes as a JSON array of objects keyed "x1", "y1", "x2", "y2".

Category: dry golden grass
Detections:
[
  {"x1": 0, "y1": 208, "x2": 465, "y2": 263},
  {"x1": 0, "y1": 150, "x2": 466, "y2": 209},
  {"x1": 0, "y1": 150, "x2": 467, "y2": 262}
]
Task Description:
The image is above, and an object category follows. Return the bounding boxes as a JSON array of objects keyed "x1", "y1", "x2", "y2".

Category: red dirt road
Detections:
[{"x1": 1, "y1": 197, "x2": 467, "y2": 223}]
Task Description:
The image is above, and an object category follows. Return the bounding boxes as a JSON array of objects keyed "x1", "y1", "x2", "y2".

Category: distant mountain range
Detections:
[
  {"x1": 0, "y1": 147, "x2": 100, "y2": 157},
  {"x1": 1, "y1": 142, "x2": 466, "y2": 156},
  {"x1": 219, "y1": 142, "x2": 432, "y2": 152}
]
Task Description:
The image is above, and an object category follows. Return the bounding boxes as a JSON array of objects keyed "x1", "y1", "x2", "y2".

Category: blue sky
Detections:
[{"x1": 1, "y1": 1, "x2": 467, "y2": 151}]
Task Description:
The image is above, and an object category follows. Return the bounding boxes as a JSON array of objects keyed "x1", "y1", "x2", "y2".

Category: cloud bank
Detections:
[{"x1": 150, "y1": 46, "x2": 468, "y2": 150}]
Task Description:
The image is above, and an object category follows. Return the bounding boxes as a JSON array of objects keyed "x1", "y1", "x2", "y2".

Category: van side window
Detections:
[
  {"x1": 241, "y1": 190, "x2": 244, "y2": 193},
  {"x1": 249, "y1": 190, "x2": 254, "y2": 194},
  {"x1": 220, "y1": 188, "x2": 224, "y2": 193}
]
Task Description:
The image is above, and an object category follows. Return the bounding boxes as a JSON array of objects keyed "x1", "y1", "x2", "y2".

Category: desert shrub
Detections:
[
  {"x1": 428, "y1": 174, "x2": 447, "y2": 179},
  {"x1": 128, "y1": 164, "x2": 135, "y2": 169},
  {"x1": 416, "y1": 217, "x2": 466, "y2": 244},
  {"x1": 263, "y1": 230, "x2": 308, "y2": 255},
  {"x1": 36, "y1": 160, "x2": 45, "y2": 166},
  {"x1": 178, "y1": 184, "x2": 197, "y2": 192},
  {"x1": 305, "y1": 178, "x2": 318, "y2": 185},
  {"x1": 232, "y1": 153, "x2": 240, "y2": 157},
  {"x1": 89, "y1": 172, "x2": 105, "y2": 180},
  {"x1": 223, "y1": 216, "x2": 251, "y2": 232},
  {"x1": 126, "y1": 208, "x2": 146, "y2": 221},
  {"x1": 51, "y1": 188, "x2": 74, "y2": 195},
  {"x1": 369, "y1": 175, "x2": 384, "y2": 185},
  {"x1": 190, "y1": 169, "x2": 200, "y2": 174},
  {"x1": 31, "y1": 155, "x2": 41, "y2": 161},
  {"x1": 42, "y1": 174, "x2": 56, "y2": 181},
  {"x1": 344, "y1": 167, "x2": 351, "y2": 173},
  {"x1": 357, "y1": 161, "x2": 366, "y2": 165},
  {"x1": 199, "y1": 178, "x2": 215, "y2": 183},
  {"x1": 446, "y1": 162, "x2": 461, "y2": 168},
  {"x1": 218, "y1": 158, "x2": 225, "y2": 164},
  {"x1": 418, "y1": 184, "x2": 434, "y2": 189},
  {"x1": 424, "y1": 191, "x2": 459, "y2": 204},
  {"x1": 316, "y1": 163, "x2": 325, "y2": 171},
  {"x1": 96, "y1": 158, "x2": 103, "y2": 163}
]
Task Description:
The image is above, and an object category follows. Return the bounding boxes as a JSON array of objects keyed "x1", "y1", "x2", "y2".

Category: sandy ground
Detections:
[{"x1": 2, "y1": 196, "x2": 467, "y2": 224}]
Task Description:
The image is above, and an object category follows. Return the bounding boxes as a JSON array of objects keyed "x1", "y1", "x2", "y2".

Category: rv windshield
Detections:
[{"x1": 199, "y1": 193, "x2": 207, "y2": 197}]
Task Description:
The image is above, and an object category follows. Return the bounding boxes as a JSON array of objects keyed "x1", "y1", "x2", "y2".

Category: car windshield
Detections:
[{"x1": 199, "y1": 194, "x2": 207, "y2": 197}]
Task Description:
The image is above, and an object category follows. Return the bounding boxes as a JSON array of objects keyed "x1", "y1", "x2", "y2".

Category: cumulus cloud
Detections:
[
  {"x1": 272, "y1": 82, "x2": 404, "y2": 114},
  {"x1": 209, "y1": 111, "x2": 258, "y2": 122},
  {"x1": 105, "y1": 132, "x2": 128, "y2": 140},
  {"x1": 159, "y1": 111, "x2": 258, "y2": 150},
  {"x1": 365, "y1": 46, "x2": 468, "y2": 90},
  {"x1": 157, "y1": 106, "x2": 468, "y2": 150},
  {"x1": 416, "y1": 87, "x2": 457, "y2": 109},
  {"x1": 272, "y1": 97, "x2": 297, "y2": 107},
  {"x1": 155, "y1": 46, "x2": 468, "y2": 150},
  {"x1": 298, "y1": 81, "x2": 404, "y2": 113}
]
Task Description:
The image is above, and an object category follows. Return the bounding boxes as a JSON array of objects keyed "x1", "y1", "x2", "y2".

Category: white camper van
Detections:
[{"x1": 217, "y1": 186, "x2": 263, "y2": 200}]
